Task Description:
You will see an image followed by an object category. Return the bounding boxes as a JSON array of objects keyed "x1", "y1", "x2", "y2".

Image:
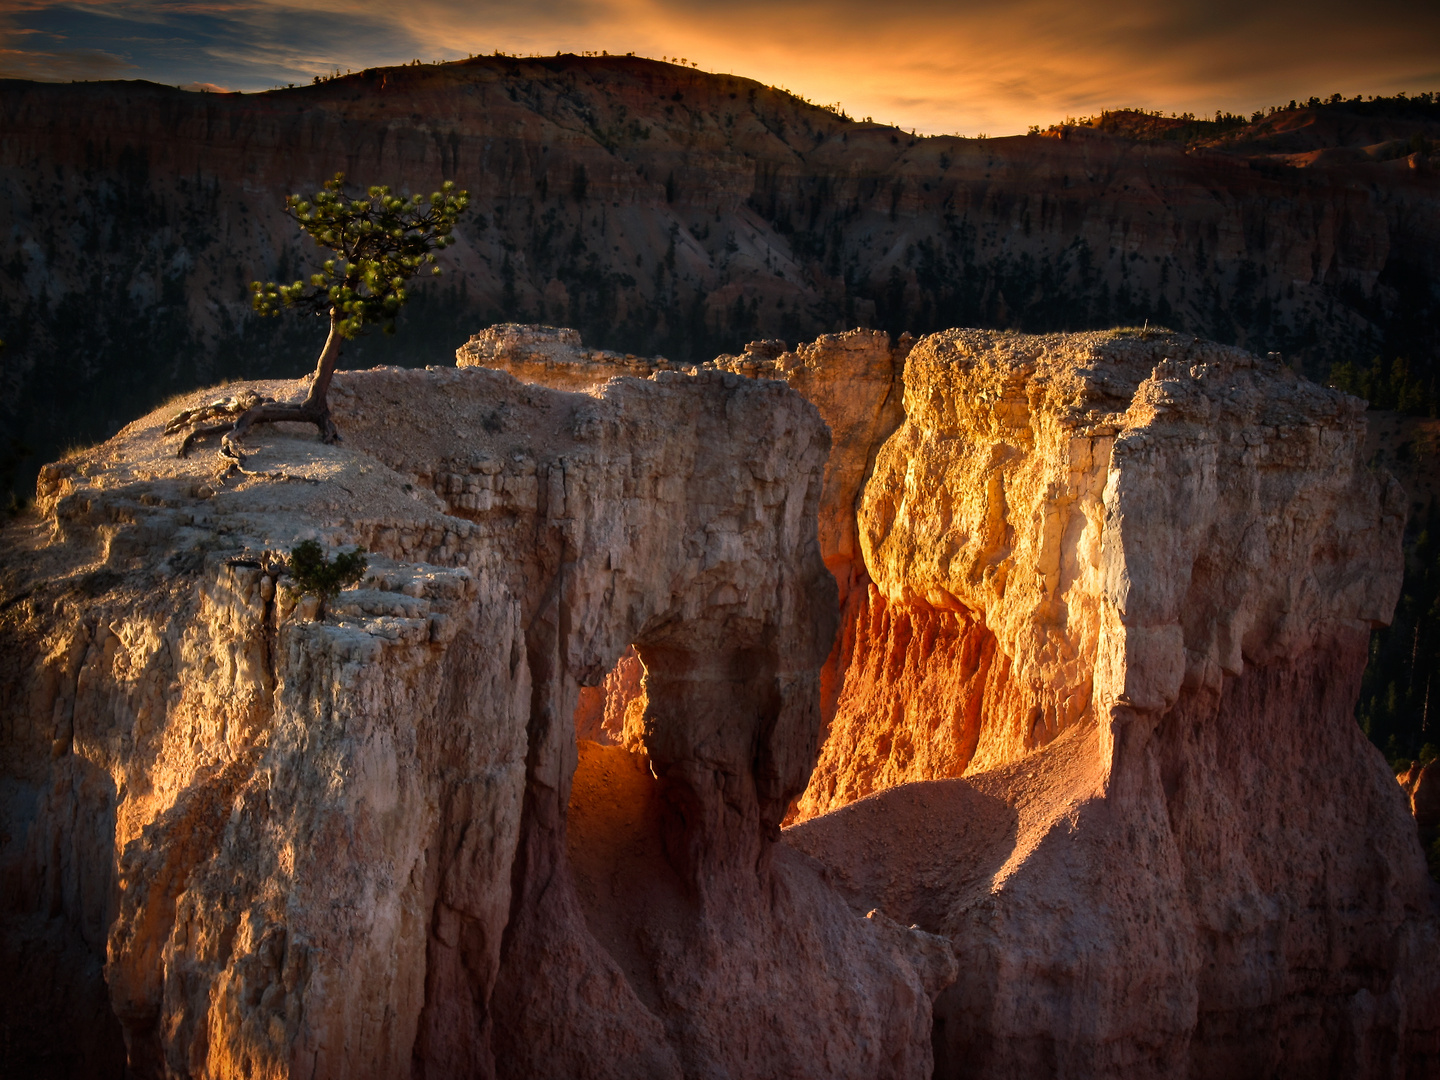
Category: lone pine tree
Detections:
[{"x1": 168, "y1": 173, "x2": 469, "y2": 460}]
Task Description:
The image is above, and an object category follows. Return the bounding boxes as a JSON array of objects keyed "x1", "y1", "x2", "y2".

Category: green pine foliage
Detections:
[
  {"x1": 1333, "y1": 356, "x2": 1440, "y2": 782},
  {"x1": 1329, "y1": 356, "x2": 1438, "y2": 417},
  {"x1": 286, "y1": 540, "x2": 368, "y2": 608},
  {"x1": 251, "y1": 173, "x2": 469, "y2": 339}
]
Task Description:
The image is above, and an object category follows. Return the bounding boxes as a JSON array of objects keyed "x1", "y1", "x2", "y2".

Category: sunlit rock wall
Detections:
[{"x1": 786, "y1": 329, "x2": 1440, "y2": 1077}]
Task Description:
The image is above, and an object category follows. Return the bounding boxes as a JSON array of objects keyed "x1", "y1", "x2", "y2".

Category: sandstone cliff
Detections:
[
  {"x1": 0, "y1": 363, "x2": 952, "y2": 1078},
  {"x1": 781, "y1": 329, "x2": 1440, "y2": 1077},
  {"x1": 4, "y1": 320, "x2": 1437, "y2": 1078},
  {"x1": 480, "y1": 322, "x2": 1440, "y2": 1076}
]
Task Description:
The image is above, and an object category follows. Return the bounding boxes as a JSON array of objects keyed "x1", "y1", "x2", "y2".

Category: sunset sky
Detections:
[{"x1": 2, "y1": 0, "x2": 1437, "y2": 136}]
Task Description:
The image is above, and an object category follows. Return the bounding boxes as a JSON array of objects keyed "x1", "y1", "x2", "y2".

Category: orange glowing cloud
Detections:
[{"x1": 4, "y1": 0, "x2": 1437, "y2": 133}]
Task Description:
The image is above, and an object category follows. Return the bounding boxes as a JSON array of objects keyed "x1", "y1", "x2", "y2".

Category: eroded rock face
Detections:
[
  {"x1": 8, "y1": 321, "x2": 1436, "y2": 1079},
  {"x1": 793, "y1": 330, "x2": 1411, "y2": 805},
  {"x1": 445, "y1": 322, "x2": 1440, "y2": 1074},
  {"x1": 1407, "y1": 761, "x2": 1440, "y2": 830},
  {"x1": 784, "y1": 329, "x2": 1440, "y2": 1077},
  {"x1": 0, "y1": 363, "x2": 951, "y2": 1078},
  {"x1": 711, "y1": 329, "x2": 913, "y2": 605},
  {"x1": 460, "y1": 323, "x2": 910, "y2": 596},
  {"x1": 470, "y1": 324, "x2": 912, "y2": 743},
  {"x1": 573, "y1": 644, "x2": 645, "y2": 745}
]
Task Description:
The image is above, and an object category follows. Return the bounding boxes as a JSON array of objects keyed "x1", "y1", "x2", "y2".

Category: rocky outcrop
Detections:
[
  {"x1": 572, "y1": 644, "x2": 645, "y2": 745},
  {"x1": 800, "y1": 329, "x2": 1409, "y2": 806},
  {"x1": 7, "y1": 317, "x2": 1437, "y2": 1078},
  {"x1": 463, "y1": 324, "x2": 909, "y2": 594},
  {"x1": 0, "y1": 363, "x2": 953, "y2": 1077},
  {"x1": 455, "y1": 320, "x2": 1440, "y2": 1072},
  {"x1": 710, "y1": 331, "x2": 913, "y2": 603},
  {"x1": 456, "y1": 324, "x2": 684, "y2": 391},
  {"x1": 782, "y1": 329, "x2": 1440, "y2": 1076}
]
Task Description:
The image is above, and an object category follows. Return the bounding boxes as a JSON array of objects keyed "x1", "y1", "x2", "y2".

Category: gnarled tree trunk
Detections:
[
  {"x1": 300, "y1": 309, "x2": 343, "y2": 413},
  {"x1": 172, "y1": 309, "x2": 343, "y2": 460}
]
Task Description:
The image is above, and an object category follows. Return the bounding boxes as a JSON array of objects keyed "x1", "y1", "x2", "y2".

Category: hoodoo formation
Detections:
[
  {"x1": 787, "y1": 329, "x2": 1440, "y2": 1076},
  {"x1": 2, "y1": 324, "x2": 1438, "y2": 1077},
  {"x1": 467, "y1": 324, "x2": 1440, "y2": 1075}
]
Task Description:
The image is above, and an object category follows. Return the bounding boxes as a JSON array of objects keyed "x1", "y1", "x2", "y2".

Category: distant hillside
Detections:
[
  {"x1": 2, "y1": 58, "x2": 1440, "y2": 501},
  {"x1": 1066, "y1": 93, "x2": 1440, "y2": 161}
]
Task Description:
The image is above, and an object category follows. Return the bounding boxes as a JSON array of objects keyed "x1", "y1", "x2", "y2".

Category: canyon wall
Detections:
[
  {"x1": 0, "y1": 363, "x2": 952, "y2": 1078},
  {"x1": 783, "y1": 329, "x2": 1440, "y2": 1077},
  {"x1": 4, "y1": 59, "x2": 1440, "y2": 504},
  {"x1": 482, "y1": 322, "x2": 1440, "y2": 1076}
]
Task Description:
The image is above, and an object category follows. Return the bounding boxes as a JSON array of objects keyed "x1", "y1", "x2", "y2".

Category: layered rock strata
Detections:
[
  {"x1": 783, "y1": 329, "x2": 1440, "y2": 1076},
  {"x1": 0, "y1": 363, "x2": 952, "y2": 1078}
]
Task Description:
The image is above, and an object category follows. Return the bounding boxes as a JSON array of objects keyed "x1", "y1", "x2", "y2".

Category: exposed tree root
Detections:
[{"x1": 167, "y1": 388, "x2": 339, "y2": 462}]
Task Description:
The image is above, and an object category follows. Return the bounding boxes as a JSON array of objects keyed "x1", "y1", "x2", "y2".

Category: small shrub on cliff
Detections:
[{"x1": 286, "y1": 540, "x2": 367, "y2": 613}]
